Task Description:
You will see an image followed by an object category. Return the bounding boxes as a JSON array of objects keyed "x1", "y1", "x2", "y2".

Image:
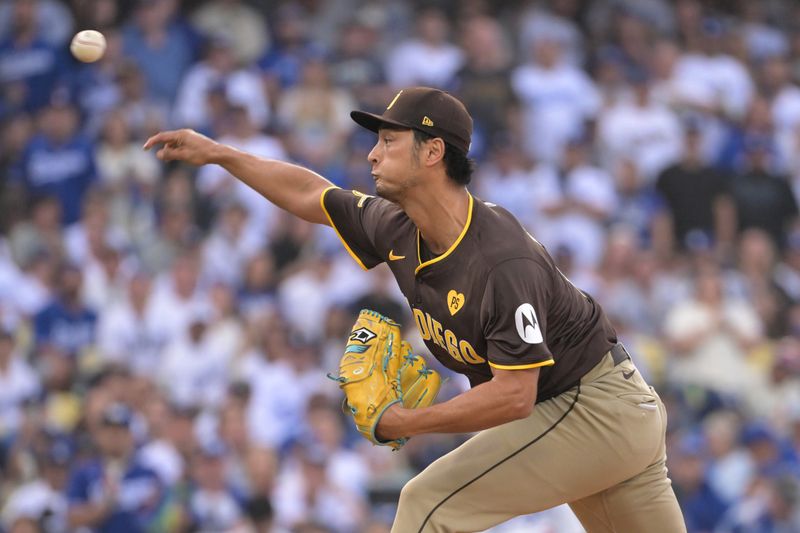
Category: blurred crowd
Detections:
[{"x1": 1, "y1": 0, "x2": 800, "y2": 531}]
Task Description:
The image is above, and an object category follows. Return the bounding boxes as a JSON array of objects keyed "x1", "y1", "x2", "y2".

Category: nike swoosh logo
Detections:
[
  {"x1": 389, "y1": 250, "x2": 405, "y2": 261},
  {"x1": 622, "y1": 369, "x2": 636, "y2": 380}
]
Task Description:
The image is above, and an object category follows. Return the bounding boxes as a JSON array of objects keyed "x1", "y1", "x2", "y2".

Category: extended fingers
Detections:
[{"x1": 143, "y1": 130, "x2": 180, "y2": 150}]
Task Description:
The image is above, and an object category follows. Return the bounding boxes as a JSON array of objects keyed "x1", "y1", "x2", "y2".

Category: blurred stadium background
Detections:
[{"x1": 1, "y1": 0, "x2": 800, "y2": 531}]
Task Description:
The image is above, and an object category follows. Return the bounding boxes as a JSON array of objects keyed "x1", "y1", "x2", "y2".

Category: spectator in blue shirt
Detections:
[
  {"x1": 122, "y1": 0, "x2": 198, "y2": 103},
  {"x1": 0, "y1": 0, "x2": 67, "y2": 114},
  {"x1": 33, "y1": 263, "x2": 97, "y2": 358},
  {"x1": 716, "y1": 96, "x2": 784, "y2": 173},
  {"x1": 66, "y1": 403, "x2": 164, "y2": 533},
  {"x1": 741, "y1": 422, "x2": 800, "y2": 479},
  {"x1": 670, "y1": 432, "x2": 729, "y2": 532},
  {"x1": 719, "y1": 474, "x2": 800, "y2": 532},
  {"x1": 258, "y1": 4, "x2": 324, "y2": 93},
  {"x1": 18, "y1": 102, "x2": 97, "y2": 225}
]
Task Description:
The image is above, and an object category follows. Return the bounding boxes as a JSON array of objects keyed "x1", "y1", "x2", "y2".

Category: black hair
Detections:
[
  {"x1": 244, "y1": 496, "x2": 274, "y2": 524},
  {"x1": 412, "y1": 129, "x2": 475, "y2": 186}
]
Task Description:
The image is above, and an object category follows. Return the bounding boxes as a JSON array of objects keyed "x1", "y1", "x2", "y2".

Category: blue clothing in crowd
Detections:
[
  {"x1": 612, "y1": 186, "x2": 666, "y2": 247},
  {"x1": 66, "y1": 458, "x2": 164, "y2": 533},
  {"x1": 258, "y1": 42, "x2": 324, "y2": 89},
  {"x1": 188, "y1": 485, "x2": 246, "y2": 531},
  {"x1": 121, "y1": 20, "x2": 198, "y2": 103},
  {"x1": 33, "y1": 300, "x2": 97, "y2": 357},
  {"x1": 0, "y1": 36, "x2": 64, "y2": 112},
  {"x1": 679, "y1": 480, "x2": 730, "y2": 533},
  {"x1": 18, "y1": 133, "x2": 97, "y2": 225}
]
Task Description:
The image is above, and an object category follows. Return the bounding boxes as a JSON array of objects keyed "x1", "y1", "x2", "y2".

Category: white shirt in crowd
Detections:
[
  {"x1": 238, "y1": 355, "x2": 308, "y2": 449},
  {"x1": 190, "y1": 1, "x2": 270, "y2": 65},
  {"x1": 10, "y1": 271, "x2": 51, "y2": 318},
  {"x1": 235, "y1": 346, "x2": 337, "y2": 451},
  {"x1": 385, "y1": 39, "x2": 463, "y2": 88},
  {"x1": 0, "y1": 354, "x2": 40, "y2": 438},
  {"x1": 196, "y1": 134, "x2": 287, "y2": 232},
  {"x1": 96, "y1": 143, "x2": 162, "y2": 189},
  {"x1": 534, "y1": 164, "x2": 618, "y2": 269},
  {"x1": 201, "y1": 224, "x2": 264, "y2": 287},
  {"x1": 707, "y1": 448, "x2": 756, "y2": 505},
  {"x1": 1, "y1": 479, "x2": 68, "y2": 533},
  {"x1": 323, "y1": 448, "x2": 370, "y2": 497},
  {"x1": 158, "y1": 317, "x2": 240, "y2": 409},
  {"x1": 511, "y1": 62, "x2": 600, "y2": 164},
  {"x1": 81, "y1": 256, "x2": 136, "y2": 313},
  {"x1": 63, "y1": 222, "x2": 129, "y2": 270},
  {"x1": 272, "y1": 457, "x2": 365, "y2": 533},
  {"x1": 771, "y1": 83, "x2": 800, "y2": 172},
  {"x1": 597, "y1": 94, "x2": 683, "y2": 181},
  {"x1": 742, "y1": 20, "x2": 789, "y2": 60},
  {"x1": 0, "y1": 248, "x2": 43, "y2": 321},
  {"x1": 189, "y1": 488, "x2": 244, "y2": 532},
  {"x1": 664, "y1": 298, "x2": 764, "y2": 402},
  {"x1": 148, "y1": 277, "x2": 211, "y2": 343},
  {"x1": 674, "y1": 52, "x2": 754, "y2": 120},
  {"x1": 476, "y1": 163, "x2": 546, "y2": 232},
  {"x1": 650, "y1": 50, "x2": 751, "y2": 166},
  {"x1": 518, "y1": 8, "x2": 584, "y2": 66},
  {"x1": 174, "y1": 64, "x2": 270, "y2": 130},
  {"x1": 139, "y1": 439, "x2": 185, "y2": 486},
  {"x1": 96, "y1": 295, "x2": 171, "y2": 376},
  {"x1": 277, "y1": 255, "x2": 370, "y2": 343}
]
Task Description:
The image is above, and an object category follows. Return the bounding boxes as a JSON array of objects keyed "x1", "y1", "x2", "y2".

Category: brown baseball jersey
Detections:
[{"x1": 320, "y1": 187, "x2": 618, "y2": 402}]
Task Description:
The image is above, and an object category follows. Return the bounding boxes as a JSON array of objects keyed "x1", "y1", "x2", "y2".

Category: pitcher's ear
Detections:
[{"x1": 425, "y1": 137, "x2": 445, "y2": 166}]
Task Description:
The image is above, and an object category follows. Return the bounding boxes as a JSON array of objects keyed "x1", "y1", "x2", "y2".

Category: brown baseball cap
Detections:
[{"x1": 351, "y1": 87, "x2": 473, "y2": 154}]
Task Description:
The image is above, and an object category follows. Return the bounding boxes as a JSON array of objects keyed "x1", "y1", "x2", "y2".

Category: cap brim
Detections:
[{"x1": 350, "y1": 111, "x2": 411, "y2": 133}]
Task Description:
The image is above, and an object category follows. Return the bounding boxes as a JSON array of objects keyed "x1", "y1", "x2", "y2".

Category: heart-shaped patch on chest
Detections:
[{"x1": 447, "y1": 290, "x2": 465, "y2": 316}]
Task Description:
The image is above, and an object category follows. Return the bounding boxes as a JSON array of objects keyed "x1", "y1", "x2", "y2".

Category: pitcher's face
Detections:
[{"x1": 368, "y1": 128, "x2": 423, "y2": 202}]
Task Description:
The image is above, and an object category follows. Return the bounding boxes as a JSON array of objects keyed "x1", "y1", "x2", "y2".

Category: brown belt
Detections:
[{"x1": 538, "y1": 343, "x2": 632, "y2": 403}]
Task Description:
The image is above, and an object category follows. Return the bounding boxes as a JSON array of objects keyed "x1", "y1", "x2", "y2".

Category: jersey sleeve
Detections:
[
  {"x1": 319, "y1": 186, "x2": 394, "y2": 270},
  {"x1": 480, "y1": 258, "x2": 555, "y2": 370}
]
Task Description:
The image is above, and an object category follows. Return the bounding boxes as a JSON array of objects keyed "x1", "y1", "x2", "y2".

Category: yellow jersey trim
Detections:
[
  {"x1": 489, "y1": 359, "x2": 555, "y2": 370},
  {"x1": 319, "y1": 186, "x2": 369, "y2": 271},
  {"x1": 415, "y1": 193, "x2": 474, "y2": 275}
]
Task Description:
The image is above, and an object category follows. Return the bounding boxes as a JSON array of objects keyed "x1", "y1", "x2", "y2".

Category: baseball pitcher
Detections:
[{"x1": 144, "y1": 87, "x2": 686, "y2": 532}]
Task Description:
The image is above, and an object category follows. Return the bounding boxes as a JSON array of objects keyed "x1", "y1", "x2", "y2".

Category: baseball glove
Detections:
[{"x1": 329, "y1": 309, "x2": 441, "y2": 450}]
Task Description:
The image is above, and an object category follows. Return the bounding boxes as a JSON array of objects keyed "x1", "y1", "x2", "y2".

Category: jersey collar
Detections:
[{"x1": 415, "y1": 193, "x2": 474, "y2": 276}]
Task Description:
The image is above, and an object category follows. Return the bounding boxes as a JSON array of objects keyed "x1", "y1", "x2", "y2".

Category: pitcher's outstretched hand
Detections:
[{"x1": 143, "y1": 129, "x2": 221, "y2": 166}]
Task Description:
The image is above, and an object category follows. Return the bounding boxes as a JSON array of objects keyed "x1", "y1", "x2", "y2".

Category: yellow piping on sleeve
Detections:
[
  {"x1": 489, "y1": 359, "x2": 555, "y2": 370},
  {"x1": 319, "y1": 186, "x2": 369, "y2": 271}
]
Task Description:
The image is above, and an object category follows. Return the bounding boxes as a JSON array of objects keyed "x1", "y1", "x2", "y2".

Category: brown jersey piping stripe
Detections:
[
  {"x1": 319, "y1": 186, "x2": 369, "y2": 271},
  {"x1": 488, "y1": 359, "x2": 555, "y2": 370},
  {"x1": 416, "y1": 384, "x2": 582, "y2": 532},
  {"x1": 414, "y1": 193, "x2": 474, "y2": 275}
]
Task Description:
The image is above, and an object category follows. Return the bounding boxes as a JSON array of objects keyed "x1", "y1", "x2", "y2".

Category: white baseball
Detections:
[{"x1": 70, "y1": 30, "x2": 106, "y2": 63}]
